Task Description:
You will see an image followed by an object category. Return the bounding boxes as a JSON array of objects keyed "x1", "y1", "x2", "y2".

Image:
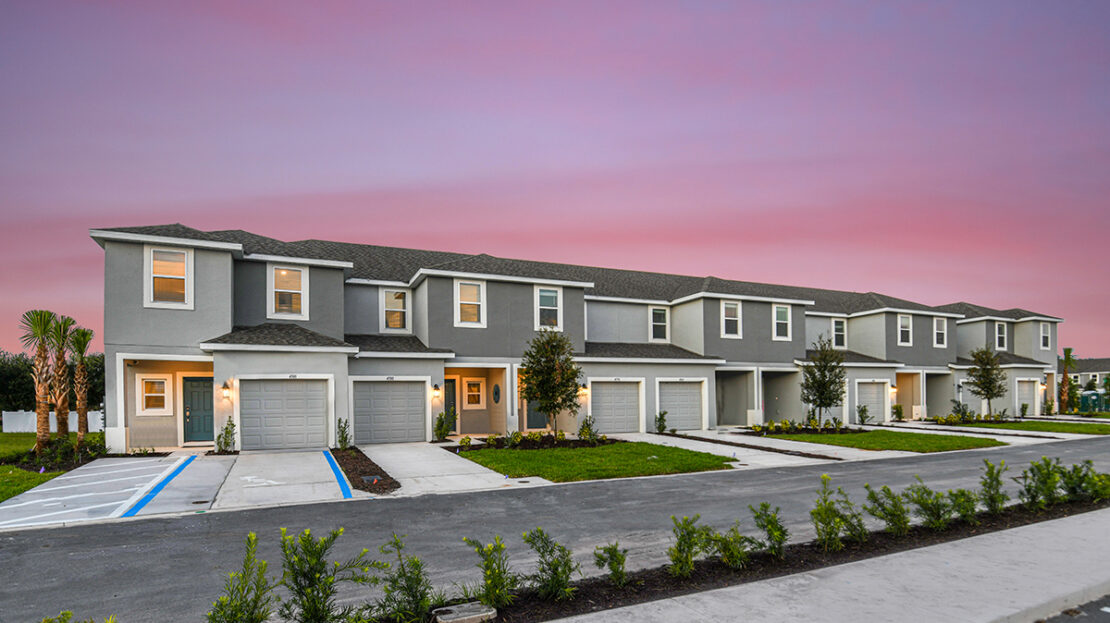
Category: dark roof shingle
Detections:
[
  {"x1": 803, "y1": 349, "x2": 901, "y2": 365},
  {"x1": 344, "y1": 334, "x2": 453, "y2": 354},
  {"x1": 202, "y1": 323, "x2": 352, "y2": 348},
  {"x1": 580, "y1": 342, "x2": 720, "y2": 360}
]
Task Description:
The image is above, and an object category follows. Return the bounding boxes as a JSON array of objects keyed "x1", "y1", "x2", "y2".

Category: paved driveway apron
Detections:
[{"x1": 212, "y1": 450, "x2": 349, "y2": 509}]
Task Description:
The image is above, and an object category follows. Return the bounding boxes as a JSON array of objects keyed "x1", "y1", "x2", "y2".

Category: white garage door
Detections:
[
  {"x1": 659, "y1": 381, "x2": 703, "y2": 430},
  {"x1": 239, "y1": 379, "x2": 328, "y2": 450},
  {"x1": 353, "y1": 381, "x2": 426, "y2": 444},
  {"x1": 1017, "y1": 380, "x2": 1036, "y2": 415},
  {"x1": 856, "y1": 382, "x2": 887, "y2": 424},
  {"x1": 590, "y1": 382, "x2": 640, "y2": 433}
]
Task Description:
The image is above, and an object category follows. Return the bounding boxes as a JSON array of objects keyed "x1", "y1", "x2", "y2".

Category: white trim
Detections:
[
  {"x1": 854, "y1": 379, "x2": 892, "y2": 423},
  {"x1": 714, "y1": 365, "x2": 758, "y2": 372},
  {"x1": 1040, "y1": 322, "x2": 1051, "y2": 351},
  {"x1": 576, "y1": 357, "x2": 725, "y2": 364},
  {"x1": 348, "y1": 375, "x2": 434, "y2": 443},
  {"x1": 143, "y1": 245, "x2": 194, "y2": 310},
  {"x1": 113, "y1": 352, "x2": 214, "y2": 450},
  {"x1": 583, "y1": 300, "x2": 589, "y2": 341},
  {"x1": 956, "y1": 315, "x2": 1062, "y2": 325},
  {"x1": 1014, "y1": 377, "x2": 1041, "y2": 417},
  {"x1": 176, "y1": 372, "x2": 214, "y2": 447},
  {"x1": 805, "y1": 311, "x2": 848, "y2": 318},
  {"x1": 345, "y1": 278, "x2": 410, "y2": 287},
  {"x1": 135, "y1": 374, "x2": 173, "y2": 417},
  {"x1": 771, "y1": 304, "x2": 792, "y2": 341},
  {"x1": 90, "y1": 229, "x2": 243, "y2": 252},
  {"x1": 831, "y1": 317, "x2": 847, "y2": 349},
  {"x1": 670, "y1": 292, "x2": 815, "y2": 306},
  {"x1": 379, "y1": 287, "x2": 412, "y2": 334},
  {"x1": 243, "y1": 253, "x2": 352, "y2": 269},
  {"x1": 266, "y1": 263, "x2": 310, "y2": 321},
  {"x1": 584, "y1": 295, "x2": 670, "y2": 305},
  {"x1": 534, "y1": 285, "x2": 563, "y2": 332},
  {"x1": 355, "y1": 351, "x2": 455, "y2": 359},
  {"x1": 585, "y1": 377, "x2": 647, "y2": 433},
  {"x1": 933, "y1": 317, "x2": 947, "y2": 349},
  {"x1": 415, "y1": 269, "x2": 592, "y2": 289},
  {"x1": 995, "y1": 321, "x2": 1007, "y2": 351},
  {"x1": 454, "y1": 278, "x2": 487, "y2": 328},
  {"x1": 233, "y1": 374, "x2": 337, "y2": 450},
  {"x1": 794, "y1": 359, "x2": 902, "y2": 369},
  {"x1": 897, "y1": 314, "x2": 913, "y2": 346},
  {"x1": 851, "y1": 308, "x2": 963, "y2": 319},
  {"x1": 461, "y1": 377, "x2": 487, "y2": 410},
  {"x1": 654, "y1": 377, "x2": 710, "y2": 431},
  {"x1": 648, "y1": 306, "x2": 670, "y2": 343},
  {"x1": 199, "y1": 343, "x2": 358, "y2": 354},
  {"x1": 720, "y1": 300, "x2": 742, "y2": 339}
]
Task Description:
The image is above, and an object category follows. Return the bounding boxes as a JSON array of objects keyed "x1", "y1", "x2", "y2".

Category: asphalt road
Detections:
[{"x1": 4, "y1": 437, "x2": 1110, "y2": 622}]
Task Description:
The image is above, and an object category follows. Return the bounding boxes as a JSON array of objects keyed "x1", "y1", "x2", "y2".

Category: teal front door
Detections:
[
  {"x1": 183, "y1": 377, "x2": 214, "y2": 442},
  {"x1": 526, "y1": 400, "x2": 547, "y2": 430}
]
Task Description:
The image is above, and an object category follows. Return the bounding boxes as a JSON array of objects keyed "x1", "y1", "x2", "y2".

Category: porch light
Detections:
[
  {"x1": 222, "y1": 381, "x2": 232, "y2": 400},
  {"x1": 433, "y1": 384, "x2": 441, "y2": 399}
]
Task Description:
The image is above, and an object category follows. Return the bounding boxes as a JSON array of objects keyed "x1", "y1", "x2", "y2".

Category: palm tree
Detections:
[
  {"x1": 19, "y1": 310, "x2": 57, "y2": 454},
  {"x1": 1060, "y1": 347, "x2": 1078, "y2": 413},
  {"x1": 70, "y1": 327, "x2": 95, "y2": 449},
  {"x1": 48, "y1": 315, "x2": 76, "y2": 440}
]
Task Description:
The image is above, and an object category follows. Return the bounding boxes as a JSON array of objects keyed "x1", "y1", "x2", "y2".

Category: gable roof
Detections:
[
  {"x1": 579, "y1": 342, "x2": 722, "y2": 361},
  {"x1": 934, "y1": 302, "x2": 1061, "y2": 322},
  {"x1": 199, "y1": 323, "x2": 356, "y2": 352},
  {"x1": 1060, "y1": 358, "x2": 1110, "y2": 374}
]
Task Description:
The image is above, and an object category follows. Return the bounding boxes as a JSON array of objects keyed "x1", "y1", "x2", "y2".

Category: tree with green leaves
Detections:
[
  {"x1": 49, "y1": 315, "x2": 76, "y2": 439},
  {"x1": 70, "y1": 328, "x2": 95, "y2": 449},
  {"x1": 966, "y1": 347, "x2": 1007, "y2": 415},
  {"x1": 519, "y1": 329, "x2": 582, "y2": 433},
  {"x1": 0, "y1": 350, "x2": 35, "y2": 411},
  {"x1": 1059, "y1": 347, "x2": 1078, "y2": 413},
  {"x1": 19, "y1": 309, "x2": 57, "y2": 454},
  {"x1": 800, "y1": 335, "x2": 846, "y2": 421}
]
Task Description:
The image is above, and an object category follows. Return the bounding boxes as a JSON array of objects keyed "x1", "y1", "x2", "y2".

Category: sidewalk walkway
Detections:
[
  {"x1": 683, "y1": 428, "x2": 917, "y2": 461},
  {"x1": 610, "y1": 432, "x2": 828, "y2": 468},
  {"x1": 362, "y1": 442, "x2": 552, "y2": 497},
  {"x1": 878, "y1": 421, "x2": 1093, "y2": 443},
  {"x1": 556, "y1": 507, "x2": 1110, "y2": 623}
]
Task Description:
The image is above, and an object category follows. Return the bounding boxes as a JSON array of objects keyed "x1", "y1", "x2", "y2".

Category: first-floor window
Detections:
[
  {"x1": 933, "y1": 317, "x2": 947, "y2": 348},
  {"x1": 136, "y1": 374, "x2": 172, "y2": 416},
  {"x1": 650, "y1": 307, "x2": 669, "y2": 341},
  {"x1": 832, "y1": 318, "x2": 846, "y2": 348},
  {"x1": 463, "y1": 378, "x2": 486, "y2": 409}
]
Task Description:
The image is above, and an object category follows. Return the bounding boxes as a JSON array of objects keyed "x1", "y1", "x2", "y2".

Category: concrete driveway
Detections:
[
  {"x1": 363, "y1": 442, "x2": 550, "y2": 496},
  {"x1": 212, "y1": 450, "x2": 352, "y2": 509}
]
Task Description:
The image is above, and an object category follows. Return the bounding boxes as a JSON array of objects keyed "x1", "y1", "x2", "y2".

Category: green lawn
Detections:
[
  {"x1": 459, "y1": 442, "x2": 734, "y2": 482},
  {"x1": 773, "y1": 430, "x2": 1006, "y2": 452},
  {"x1": 1, "y1": 467, "x2": 63, "y2": 502},
  {"x1": 0, "y1": 432, "x2": 79, "y2": 456},
  {"x1": 956, "y1": 421, "x2": 1110, "y2": 435}
]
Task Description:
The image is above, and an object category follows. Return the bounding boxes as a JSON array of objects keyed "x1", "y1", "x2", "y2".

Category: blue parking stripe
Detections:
[
  {"x1": 323, "y1": 451, "x2": 353, "y2": 499},
  {"x1": 121, "y1": 455, "x2": 196, "y2": 517}
]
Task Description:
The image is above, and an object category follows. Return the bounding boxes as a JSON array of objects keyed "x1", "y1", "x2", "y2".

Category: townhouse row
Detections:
[{"x1": 92, "y1": 224, "x2": 1062, "y2": 453}]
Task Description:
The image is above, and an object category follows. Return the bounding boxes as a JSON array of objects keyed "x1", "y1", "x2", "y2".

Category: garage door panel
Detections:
[
  {"x1": 239, "y1": 379, "x2": 328, "y2": 450},
  {"x1": 659, "y1": 382, "x2": 703, "y2": 430},
  {"x1": 353, "y1": 381, "x2": 426, "y2": 444},
  {"x1": 590, "y1": 382, "x2": 640, "y2": 433},
  {"x1": 857, "y1": 382, "x2": 886, "y2": 423}
]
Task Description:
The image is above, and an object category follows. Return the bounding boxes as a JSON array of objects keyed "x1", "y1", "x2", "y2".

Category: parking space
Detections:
[
  {"x1": 211, "y1": 450, "x2": 352, "y2": 510},
  {"x1": 363, "y1": 442, "x2": 551, "y2": 496}
]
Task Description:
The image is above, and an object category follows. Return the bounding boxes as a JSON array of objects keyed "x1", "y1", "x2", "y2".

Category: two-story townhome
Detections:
[
  {"x1": 1061, "y1": 358, "x2": 1110, "y2": 390},
  {"x1": 91, "y1": 224, "x2": 1063, "y2": 453},
  {"x1": 934, "y1": 302, "x2": 1061, "y2": 416}
]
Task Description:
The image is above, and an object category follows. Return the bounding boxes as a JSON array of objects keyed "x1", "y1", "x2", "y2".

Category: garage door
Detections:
[
  {"x1": 589, "y1": 382, "x2": 640, "y2": 433},
  {"x1": 1017, "y1": 380, "x2": 1036, "y2": 415},
  {"x1": 239, "y1": 380, "x2": 328, "y2": 450},
  {"x1": 856, "y1": 382, "x2": 887, "y2": 424},
  {"x1": 353, "y1": 381, "x2": 426, "y2": 444},
  {"x1": 659, "y1": 381, "x2": 703, "y2": 430}
]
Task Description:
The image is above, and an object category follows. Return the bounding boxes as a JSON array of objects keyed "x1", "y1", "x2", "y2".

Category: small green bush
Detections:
[
  {"x1": 706, "y1": 522, "x2": 753, "y2": 570},
  {"x1": 655, "y1": 411, "x2": 668, "y2": 434},
  {"x1": 457, "y1": 436, "x2": 472, "y2": 449},
  {"x1": 433, "y1": 408, "x2": 457, "y2": 441},
  {"x1": 577, "y1": 414, "x2": 600, "y2": 444},
  {"x1": 863, "y1": 483, "x2": 910, "y2": 537},
  {"x1": 948, "y1": 489, "x2": 980, "y2": 525},
  {"x1": 903, "y1": 477, "x2": 954, "y2": 531},
  {"x1": 836, "y1": 486, "x2": 868, "y2": 544},
  {"x1": 373, "y1": 533, "x2": 440, "y2": 623},
  {"x1": 336, "y1": 418, "x2": 352, "y2": 451},
  {"x1": 507, "y1": 431, "x2": 524, "y2": 448},
  {"x1": 856, "y1": 404, "x2": 871, "y2": 426},
  {"x1": 278, "y1": 527, "x2": 382, "y2": 623},
  {"x1": 207, "y1": 532, "x2": 277, "y2": 623},
  {"x1": 462, "y1": 535, "x2": 519, "y2": 609},
  {"x1": 216, "y1": 417, "x2": 236, "y2": 454},
  {"x1": 1014, "y1": 457, "x2": 1064, "y2": 510},
  {"x1": 1059, "y1": 461, "x2": 1110, "y2": 502},
  {"x1": 810, "y1": 474, "x2": 844, "y2": 552},
  {"x1": 39, "y1": 612, "x2": 117, "y2": 623},
  {"x1": 593, "y1": 542, "x2": 629, "y2": 588},
  {"x1": 748, "y1": 502, "x2": 789, "y2": 559},
  {"x1": 980, "y1": 459, "x2": 1009, "y2": 514},
  {"x1": 892, "y1": 404, "x2": 904, "y2": 422},
  {"x1": 522, "y1": 527, "x2": 579, "y2": 602},
  {"x1": 666, "y1": 515, "x2": 709, "y2": 579}
]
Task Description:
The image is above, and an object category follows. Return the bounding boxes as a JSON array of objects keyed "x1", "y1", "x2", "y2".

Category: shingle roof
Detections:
[
  {"x1": 344, "y1": 334, "x2": 453, "y2": 354},
  {"x1": 202, "y1": 323, "x2": 352, "y2": 348},
  {"x1": 579, "y1": 342, "x2": 720, "y2": 360},
  {"x1": 934, "y1": 302, "x2": 1061, "y2": 321},
  {"x1": 804, "y1": 349, "x2": 900, "y2": 365},
  {"x1": 1060, "y1": 358, "x2": 1110, "y2": 374},
  {"x1": 955, "y1": 352, "x2": 1048, "y2": 367}
]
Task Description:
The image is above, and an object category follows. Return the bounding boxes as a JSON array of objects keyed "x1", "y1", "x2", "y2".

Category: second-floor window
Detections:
[
  {"x1": 897, "y1": 314, "x2": 912, "y2": 346},
  {"x1": 454, "y1": 279, "x2": 487, "y2": 328},
  {"x1": 144, "y1": 245, "x2": 193, "y2": 310},
  {"x1": 381, "y1": 289, "x2": 409, "y2": 332},
  {"x1": 772, "y1": 304, "x2": 791, "y2": 341},
  {"x1": 268, "y1": 264, "x2": 309, "y2": 320},
  {"x1": 535, "y1": 286, "x2": 562, "y2": 331},
  {"x1": 995, "y1": 322, "x2": 1007, "y2": 350},
  {"x1": 721, "y1": 301, "x2": 741, "y2": 338},
  {"x1": 650, "y1": 307, "x2": 669, "y2": 341},
  {"x1": 1040, "y1": 322, "x2": 1051, "y2": 350},
  {"x1": 831, "y1": 318, "x2": 846, "y2": 348},
  {"x1": 933, "y1": 317, "x2": 947, "y2": 348}
]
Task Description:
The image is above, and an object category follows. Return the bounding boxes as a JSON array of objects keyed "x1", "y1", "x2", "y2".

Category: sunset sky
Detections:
[{"x1": 1, "y1": 1, "x2": 1108, "y2": 354}]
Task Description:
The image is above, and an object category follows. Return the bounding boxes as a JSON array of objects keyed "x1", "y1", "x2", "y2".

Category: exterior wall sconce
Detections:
[
  {"x1": 433, "y1": 384, "x2": 441, "y2": 399},
  {"x1": 222, "y1": 381, "x2": 232, "y2": 400}
]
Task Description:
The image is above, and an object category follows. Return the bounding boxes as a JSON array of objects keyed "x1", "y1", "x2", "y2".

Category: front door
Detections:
[
  {"x1": 183, "y1": 377, "x2": 214, "y2": 442},
  {"x1": 444, "y1": 379, "x2": 457, "y2": 432}
]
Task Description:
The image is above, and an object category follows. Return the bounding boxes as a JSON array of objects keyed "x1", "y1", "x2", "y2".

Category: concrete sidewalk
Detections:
[
  {"x1": 610, "y1": 432, "x2": 829, "y2": 469},
  {"x1": 683, "y1": 428, "x2": 918, "y2": 461},
  {"x1": 556, "y1": 507, "x2": 1110, "y2": 623},
  {"x1": 362, "y1": 442, "x2": 551, "y2": 496},
  {"x1": 880, "y1": 421, "x2": 1094, "y2": 442}
]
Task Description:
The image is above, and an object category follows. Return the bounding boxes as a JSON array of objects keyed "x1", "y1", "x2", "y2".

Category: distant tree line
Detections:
[{"x1": 0, "y1": 350, "x2": 105, "y2": 412}]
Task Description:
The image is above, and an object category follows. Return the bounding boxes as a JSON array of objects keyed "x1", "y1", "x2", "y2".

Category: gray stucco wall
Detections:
[
  {"x1": 1014, "y1": 320, "x2": 1057, "y2": 365},
  {"x1": 848, "y1": 314, "x2": 885, "y2": 360},
  {"x1": 424, "y1": 277, "x2": 585, "y2": 357},
  {"x1": 701, "y1": 300, "x2": 806, "y2": 363},
  {"x1": 843, "y1": 368, "x2": 897, "y2": 423},
  {"x1": 926, "y1": 373, "x2": 956, "y2": 418},
  {"x1": 585, "y1": 301, "x2": 650, "y2": 344},
  {"x1": 671, "y1": 300, "x2": 704, "y2": 355},
  {"x1": 233, "y1": 262, "x2": 345, "y2": 340},
  {"x1": 343, "y1": 284, "x2": 379, "y2": 335},
  {"x1": 103, "y1": 241, "x2": 233, "y2": 349},
  {"x1": 715, "y1": 370, "x2": 755, "y2": 426},
  {"x1": 885, "y1": 314, "x2": 957, "y2": 368},
  {"x1": 953, "y1": 366, "x2": 1045, "y2": 415},
  {"x1": 123, "y1": 359, "x2": 215, "y2": 448},
  {"x1": 805, "y1": 315, "x2": 838, "y2": 347},
  {"x1": 762, "y1": 371, "x2": 803, "y2": 421},
  {"x1": 579, "y1": 362, "x2": 718, "y2": 431},
  {"x1": 413, "y1": 281, "x2": 429, "y2": 344}
]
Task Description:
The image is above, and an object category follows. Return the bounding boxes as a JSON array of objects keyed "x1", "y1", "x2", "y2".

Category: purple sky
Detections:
[{"x1": 1, "y1": 1, "x2": 1108, "y2": 354}]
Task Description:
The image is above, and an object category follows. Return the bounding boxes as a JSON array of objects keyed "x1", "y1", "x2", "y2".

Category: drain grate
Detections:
[{"x1": 192, "y1": 500, "x2": 209, "y2": 504}]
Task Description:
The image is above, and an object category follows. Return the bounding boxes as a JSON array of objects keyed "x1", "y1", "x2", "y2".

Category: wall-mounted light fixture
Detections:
[
  {"x1": 222, "y1": 381, "x2": 232, "y2": 400},
  {"x1": 433, "y1": 383, "x2": 441, "y2": 399}
]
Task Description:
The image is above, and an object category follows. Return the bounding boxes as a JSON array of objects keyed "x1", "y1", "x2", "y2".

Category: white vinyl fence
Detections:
[{"x1": 1, "y1": 410, "x2": 105, "y2": 433}]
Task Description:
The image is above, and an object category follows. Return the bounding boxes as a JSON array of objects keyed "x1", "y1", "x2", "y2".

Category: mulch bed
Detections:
[
  {"x1": 205, "y1": 449, "x2": 239, "y2": 456},
  {"x1": 493, "y1": 498, "x2": 1110, "y2": 622},
  {"x1": 656, "y1": 431, "x2": 843, "y2": 461},
  {"x1": 451, "y1": 435, "x2": 622, "y2": 453},
  {"x1": 329, "y1": 447, "x2": 401, "y2": 495}
]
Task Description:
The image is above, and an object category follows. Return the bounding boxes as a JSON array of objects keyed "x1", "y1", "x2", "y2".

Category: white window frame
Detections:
[
  {"x1": 1090, "y1": 374, "x2": 1099, "y2": 384},
  {"x1": 933, "y1": 317, "x2": 947, "y2": 348},
  {"x1": 649, "y1": 306, "x2": 669, "y2": 342},
  {"x1": 720, "y1": 301, "x2": 742, "y2": 339},
  {"x1": 266, "y1": 263, "x2": 310, "y2": 321},
  {"x1": 453, "y1": 279, "x2": 487, "y2": 328},
  {"x1": 462, "y1": 377, "x2": 486, "y2": 410},
  {"x1": 143, "y1": 245, "x2": 194, "y2": 310},
  {"x1": 379, "y1": 288, "x2": 412, "y2": 334},
  {"x1": 772, "y1": 304, "x2": 792, "y2": 341},
  {"x1": 1040, "y1": 322, "x2": 1051, "y2": 350},
  {"x1": 831, "y1": 318, "x2": 847, "y2": 349},
  {"x1": 897, "y1": 314, "x2": 913, "y2": 346},
  {"x1": 136, "y1": 373, "x2": 173, "y2": 417},
  {"x1": 995, "y1": 321, "x2": 1007, "y2": 351},
  {"x1": 1071, "y1": 374, "x2": 1080, "y2": 384},
  {"x1": 534, "y1": 285, "x2": 563, "y2": 331}
]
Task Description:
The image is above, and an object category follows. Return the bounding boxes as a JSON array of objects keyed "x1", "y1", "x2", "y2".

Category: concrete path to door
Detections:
[
  {"x1": 212, "y1": 450, "x2": 352, "y2": 510},
  {"x1": 609, "y1": 432, "x2": 830, "y2": 469},
  {"x1": 362, "y1": 442, "x2": 552, "y2": 496},
  {"x1": 683, "y1": 428, "x2": 919, "y2": 461}
]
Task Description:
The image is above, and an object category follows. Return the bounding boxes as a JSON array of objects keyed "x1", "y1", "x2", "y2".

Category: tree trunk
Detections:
[
  {"x1": 33, "y1": 345, "x2": 51, "y2": 454},
  {"x1": 53, "y1": 352, "x2": 70, "y2": 439},
  {"x1": 75, "y1": 360, "x2": 88, "y2": 449},
  {"x1": 987, "y1": 399, "x2": 993, "y2": 416}
]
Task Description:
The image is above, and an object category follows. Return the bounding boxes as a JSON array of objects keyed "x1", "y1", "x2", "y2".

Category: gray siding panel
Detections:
[
  {"x1": 585, "y1": 301, "x2": 649, "y2": 344},
  {"x1": 670, "y1": 300, "x2": 704, "y2": 355},
  {"x1": 233, "y1": 262, "x2": 345, "y2": 340},
  {"x1": 702, "y1": 299, "x2": 806, "y2": 363},
  {"x1": 344, "y1": 284, "x2": 378, "y2": 335},
  {"x1": 885, "y1": 313, "x2": 957, "y2": 368}
]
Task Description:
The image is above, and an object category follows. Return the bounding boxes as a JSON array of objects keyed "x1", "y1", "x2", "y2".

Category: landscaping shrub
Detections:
[
  {"x1": 522, "y1": 527, "x2": 579, "y2": 601},
  {"x1": 666, "y1": 515, "x2": 709, "y2": 579},
  {"x1": 903, "y1": 477, "x2": 954, "y2": 531},
  {"x1": 39, "y1": 613, "x2": 117, "y2": 623},
  {"x1": 655, "y1": 410, "x2": 668, "y2": 434},
  {"x1": 706, "y1": 522, "x2": 753, "y2": 570},
  {"x1": 336, "y1": 419, "x2": 351, "y2": 451},
  {"x1": 810, "y1": 474, "x2": 844, "y2": 552},
  {"x1": 980, "y1": 459, "x2": 1009, "y2": 514},
  {"x1": 526, "y1": 431, "x2": 544, "y2": 444},
  {"x1": 856, "y1": 404, "x2": 871, "y2": 426},
  {"x1": 373, "y1": 533, "x2": 441, "y2": 623},
  {"x1": 1059, "y1": 461, "x2": 1110, "y2": 502},
  {"x1": 863, "y1": 484, "x2": 910, "y2": 537},
  {"x1": 577, "y1": 414, "x2": 600, "y2": 444},
  {"x1": 593, "y1": 542, "x2": 629, "y2": 588},
  {"x1": 748, "y1": 503, "x2": 789, "y2": 559},
  {"x1": 462, "y1": 535, "x2": 519, "y2": 608},
  {"x1": 1014, "y1": 457, "x2": 1064, "y2": 511},
  {"x1": 1020, "y1": 403, "x2": 1029, "y2": 418},
  {"x1": 507, "y1": 431, "x2": 524, "y2": 448},
  {"x1": 216, "y1": 417, "x2": 236, "y2": 454},
  {"x1": 278, "y1": 527, "x2": 382, "y2": 623},
  {"x1": 207, "y1": 532, "x2": 277, "y2": 623},
  {"x1": 457, "y1": 436, "x2": 472, "y2": 449},
  {"x1": 836, "y1": 486, "x2": 869, "y2": 544},
  {"x1": 892, "y1": 404, "x2": 904, "y2": 422},
  {"x1": 433, "y1": 409, "x2": 456, "y2": 441},
  {"x1": 948, "y1": 489, "x2": 980, "y2": 525}
]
